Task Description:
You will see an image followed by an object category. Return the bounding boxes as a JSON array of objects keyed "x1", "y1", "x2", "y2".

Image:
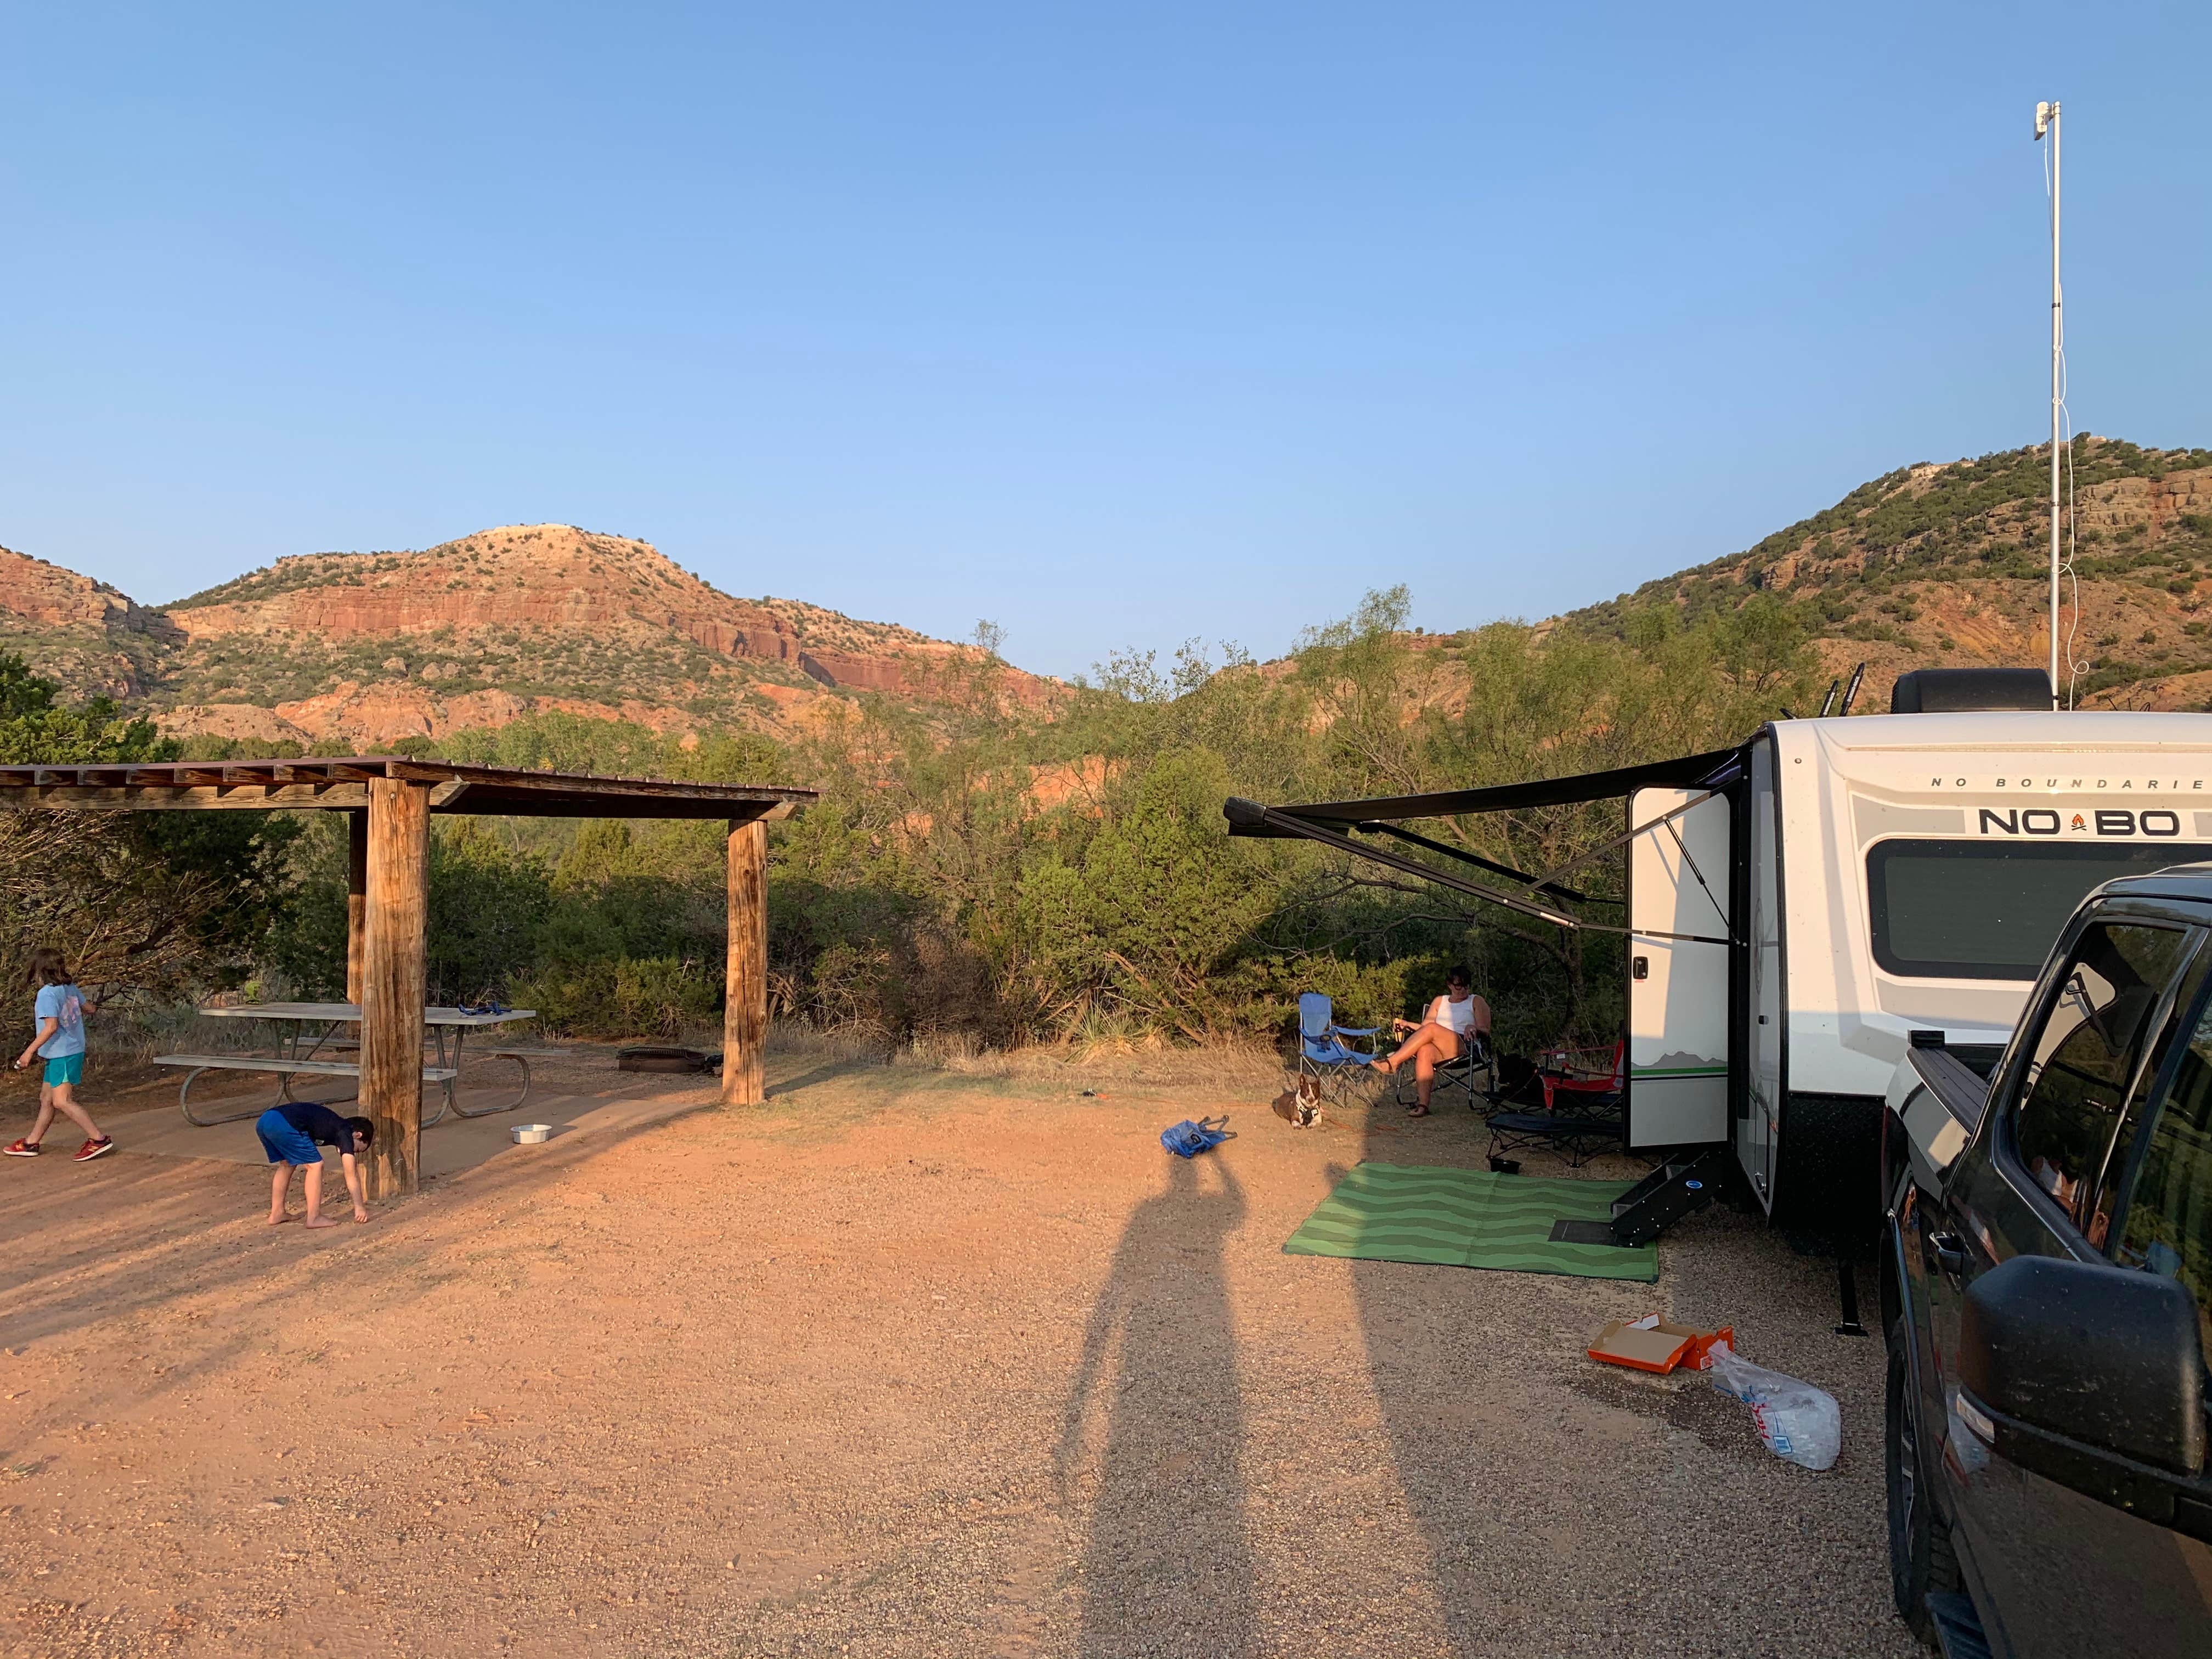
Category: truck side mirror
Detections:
[{"x1": 1960, "y1": 1255, "x2": 2207, "y2": 1477}]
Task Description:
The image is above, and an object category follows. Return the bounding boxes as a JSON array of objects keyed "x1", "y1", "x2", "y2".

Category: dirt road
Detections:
[{"x1": 0, "y1": 1049, "x2": 1914, "y2": 1657}]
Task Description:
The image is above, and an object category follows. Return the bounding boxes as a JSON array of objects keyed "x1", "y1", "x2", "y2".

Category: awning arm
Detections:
[
  {"x1": 1227, "y1": 800, "x2": 1587, "y2": 930},
  {"x1": 1230, "y1": 798, "x2": 1735, "y2": 945},
  {"x1": 1224, "y1": 744, "x2": 1744, "y2": 830},
  {"x1": 1520, "y1": 787, "x2": 1725, "y2": 898},
  {"x1": 1352, "y1": 821, "x2": 1605, "y2": 905}
]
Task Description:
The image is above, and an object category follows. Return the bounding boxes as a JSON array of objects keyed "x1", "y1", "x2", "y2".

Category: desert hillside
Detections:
[
  {"x1": 0, "y1": 524, "x2": 1052, "y2": 748},
  {"x1": 7, "y1": 438, "x2": 2211, "y2": 752},
  {"x1": 0, "y1": 546, "x2": 172, "y2": 702},
  {"x1": 1571, "y1": 436, "x2": 2212, "y2": 710}
]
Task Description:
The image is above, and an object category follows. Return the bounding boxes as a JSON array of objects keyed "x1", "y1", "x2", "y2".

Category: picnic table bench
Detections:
[{"x1": 155, "y1": 1002, "x2": 540, "y2": 1127}]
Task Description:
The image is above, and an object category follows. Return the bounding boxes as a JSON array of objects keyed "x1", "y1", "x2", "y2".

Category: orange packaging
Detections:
[
  {"x1": 1677, "y1": 1323, "x2": 1735, "y2": 1371},
  {"x1": 1588, "y1": 1317, "x2": 1736, "y2": 1375}
]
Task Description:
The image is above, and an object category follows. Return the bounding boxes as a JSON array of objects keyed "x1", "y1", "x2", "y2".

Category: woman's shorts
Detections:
[
  {"x1": 255, "y1": 1109, "x2": 323, "y2": 1166},
  {"x1": 42, "y1": 1052, "x2": 83, "y2": 1087}
]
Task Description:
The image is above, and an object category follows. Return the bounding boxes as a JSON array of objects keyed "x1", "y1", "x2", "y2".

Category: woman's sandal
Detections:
[{"x1": 1405, "y1": 1103, "x2": 1431, "y2": 1118}]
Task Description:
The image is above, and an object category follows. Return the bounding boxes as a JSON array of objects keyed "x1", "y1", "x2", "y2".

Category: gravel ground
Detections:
[{"x1": 0, "y1": 1049, "x2": 1918, "y2": 1658}]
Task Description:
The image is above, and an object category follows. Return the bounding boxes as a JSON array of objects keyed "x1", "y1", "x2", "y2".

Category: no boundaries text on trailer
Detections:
[{"x1": 1227, "y1": 670, "x2": 2212, "y2": 1235}]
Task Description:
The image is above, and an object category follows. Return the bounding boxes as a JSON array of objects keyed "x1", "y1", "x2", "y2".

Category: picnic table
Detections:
[{"x1": 154, "y1": 1002, "x2": 542, "y2": 1127}]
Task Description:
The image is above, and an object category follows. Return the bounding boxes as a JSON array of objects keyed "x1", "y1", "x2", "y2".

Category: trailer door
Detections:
[
  {"x1": 1739, "y1": 736, "x2": 1784, "y2": 1211},
  {"x1": 1627, "y1": 786, "x2": 1732, "y2": 1148}
]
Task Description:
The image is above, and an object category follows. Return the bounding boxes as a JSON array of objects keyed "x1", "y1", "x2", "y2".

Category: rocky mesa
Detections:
[
  {"x1": 0, "y1": 523, "x2": 1057, "y2": 749},
  {"x1": 0, "y1": 544, "x2": 172, "y2": 701}
]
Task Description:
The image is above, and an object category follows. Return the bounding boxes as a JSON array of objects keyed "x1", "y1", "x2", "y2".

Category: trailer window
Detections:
[{"x1": 1866, "y1": 840, "x2": 2212, "y2": 980}]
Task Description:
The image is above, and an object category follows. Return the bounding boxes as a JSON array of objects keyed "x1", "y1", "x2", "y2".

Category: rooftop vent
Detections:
[{"x1": 1890, "y1": 668, "x2": 2052, "y2": 715}]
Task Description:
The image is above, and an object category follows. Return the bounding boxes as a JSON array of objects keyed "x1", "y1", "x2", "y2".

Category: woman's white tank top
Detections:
[{"x1": 1438, "y1": 995, "x2": 1475, "y2": 1035}]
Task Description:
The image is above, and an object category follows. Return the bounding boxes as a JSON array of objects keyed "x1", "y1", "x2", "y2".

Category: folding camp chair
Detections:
[
  {"x1": 1393, "y1": 1030, "x2": 1494, "y2": 1113},
  {"x1": 1536, "y1": 1040, "x2": 1626, "y2": 1112},
  {"x1": 1486, "y1": 1103, "x2": 1626, "y2": 1169},
  {"x1": 1485, "y1": 1039, "x2": 1627, "y2": 1169},
  {"x1": 1296, "y1": 992, "x2": 1383, "y2": 1107}
]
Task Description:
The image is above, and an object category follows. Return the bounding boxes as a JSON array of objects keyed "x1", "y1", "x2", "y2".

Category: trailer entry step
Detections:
[
  {"x1": 1545, "y1": 1148, "x2": 1729, "y2": 1248},
  {"x1": 1549, "y1": 1218, "x2": 1624, "y2": 1246}
]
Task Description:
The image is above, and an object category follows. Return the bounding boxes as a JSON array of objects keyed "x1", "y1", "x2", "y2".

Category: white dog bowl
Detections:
[{"x1": 511, "y1": 1124, "x2": 553, "y2": 1144}]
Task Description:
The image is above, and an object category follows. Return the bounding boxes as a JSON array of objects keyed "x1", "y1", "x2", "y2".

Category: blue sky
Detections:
[{"x1": 3, "y1": 3, "x2": 2207, "y2": 679}]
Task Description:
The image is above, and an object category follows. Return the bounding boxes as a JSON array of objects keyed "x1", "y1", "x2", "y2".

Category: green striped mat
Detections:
[{"x1": 1283, "y1": 1162, "x2": 1658, "y2": 1282}]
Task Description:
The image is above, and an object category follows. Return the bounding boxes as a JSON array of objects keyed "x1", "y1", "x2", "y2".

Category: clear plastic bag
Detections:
[{"x1": 1703, "y1": 1340, "x2": 1841, "y2": 1471}]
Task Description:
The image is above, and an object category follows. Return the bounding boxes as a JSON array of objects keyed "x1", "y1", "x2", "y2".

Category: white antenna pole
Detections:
[{"x1": 2037, "y1": 100, "x2": 2062, "y2": 708}]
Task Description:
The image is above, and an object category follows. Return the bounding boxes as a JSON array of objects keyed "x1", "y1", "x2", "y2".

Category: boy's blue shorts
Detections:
[
  {"x1": 43, "y1": 1053, "x2": 83, "y2": 1087},
  {"x1": 255, "y1": 1109, "x2": 323, "y2": 1166}
]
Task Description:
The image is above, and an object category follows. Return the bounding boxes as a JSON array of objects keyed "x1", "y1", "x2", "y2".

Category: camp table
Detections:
[{"x1": 155, "y1": 1002, "x2": 538, "y2": 1127}]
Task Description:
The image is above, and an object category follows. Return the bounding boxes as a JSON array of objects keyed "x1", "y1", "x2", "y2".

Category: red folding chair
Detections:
[{"x1": 1537, "y1": 1040, "x2": 1626, "y2": 1112}]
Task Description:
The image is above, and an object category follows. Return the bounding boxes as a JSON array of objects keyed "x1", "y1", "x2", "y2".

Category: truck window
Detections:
[
  {"x1": 2115, "y1": 989, "x2": 2212, "y2": 1353},
  {"x1": 1866, "y1": 840, "x2": 2212, "y2": 980},
  {"x1": 2012, "y1": 922, "x2": 2197, "y2": 1246}
]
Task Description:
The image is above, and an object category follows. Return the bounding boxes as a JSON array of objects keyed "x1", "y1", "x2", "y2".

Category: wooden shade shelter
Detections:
[{"x1": 0, "y1": 758, "x2": 816, "y2": 1198}]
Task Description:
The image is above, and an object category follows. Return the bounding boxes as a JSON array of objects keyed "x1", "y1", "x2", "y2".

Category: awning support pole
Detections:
[
  {"x1": 1252, "y1": 802, "x2": 1734, "y2": 947},
  {"x1": 1354, "y1": 821, "x2": 1601, "y2": 904},
  {"x1": 1248, "y1": 805, "x2": 1584, "y2": 928},
  {"x1": 1519, "y1": 788, "x2": 1723, "y2": 898}
]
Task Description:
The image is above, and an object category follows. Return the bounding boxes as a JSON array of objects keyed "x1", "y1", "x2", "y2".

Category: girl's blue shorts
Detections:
[
  {"x1": 43, "y1": 1053, "x2": 83, "y2": 1087},
  {"x1": 255, "y1": 1109, "x2": 323, "y2": 1166}
]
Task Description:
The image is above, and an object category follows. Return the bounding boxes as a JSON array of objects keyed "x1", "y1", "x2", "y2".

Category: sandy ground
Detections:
[{"x1": 0, "y1": 1046, "x2": 1917, "y2": 1659}]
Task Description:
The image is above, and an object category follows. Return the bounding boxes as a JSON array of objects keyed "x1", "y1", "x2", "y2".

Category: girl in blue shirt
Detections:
[{"x1": 6, "y1": 948, "x2": 112, "y2": 1160}]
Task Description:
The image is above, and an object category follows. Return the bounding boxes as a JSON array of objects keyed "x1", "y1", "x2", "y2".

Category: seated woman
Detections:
[{"x1": 1370, "y1": 966, "x2": 1490, "y2": 1116}]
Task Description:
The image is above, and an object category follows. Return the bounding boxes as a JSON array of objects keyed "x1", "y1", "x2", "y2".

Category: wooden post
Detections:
[
  {"x1": 723, "y1": 816, "x2": 768, "y2": 1105},
  {"x1": 345, "y1": 810, "x2": 368, "y2": 1004},
  {"x1": 360, "y1": 778, "x2": 430, "y2": 1199}
]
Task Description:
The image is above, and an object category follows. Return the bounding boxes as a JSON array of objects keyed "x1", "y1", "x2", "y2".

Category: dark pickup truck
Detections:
[{"x1": 1882, "y1": 868, "x2": 2212, "y2": 1656}]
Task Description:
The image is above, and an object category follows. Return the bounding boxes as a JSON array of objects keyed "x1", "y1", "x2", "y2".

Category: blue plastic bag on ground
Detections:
[{"x1": 1160, "y1": 1116, "x2": 1234, "y2": 1158}]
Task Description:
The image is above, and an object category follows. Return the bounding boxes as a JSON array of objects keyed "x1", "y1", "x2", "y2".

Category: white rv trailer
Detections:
[
  {"x1": 1631, "y1": 707, "x2": 2212, "y2": 1230},
  {"x1": 1228, "y1": 678, "x2": 2212, "y2": 1234}
]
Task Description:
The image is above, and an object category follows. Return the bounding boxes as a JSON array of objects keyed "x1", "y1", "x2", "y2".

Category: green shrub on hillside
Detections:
[
  {"x1": 64, "y1": 589, "x2": 1821, "y2": 1052},
  {"x1": 1014, "y1": 752, "x2": 1273, "y2": 1040}
]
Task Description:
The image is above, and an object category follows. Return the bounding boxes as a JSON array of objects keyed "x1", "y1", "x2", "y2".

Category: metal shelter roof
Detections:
[{"x1": 0, "y1": 757, "x2": 817, "y2": 820}]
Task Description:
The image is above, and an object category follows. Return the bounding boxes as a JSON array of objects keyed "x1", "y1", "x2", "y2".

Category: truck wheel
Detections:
[{"x1": 1886, "y1": 1317, "x2": 1960, "y2": 1646}]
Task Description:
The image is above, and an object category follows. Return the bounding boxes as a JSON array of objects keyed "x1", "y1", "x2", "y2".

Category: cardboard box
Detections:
[{"x1": 1588, "y1": 1316, "x2": 1734, "y2": 1375}]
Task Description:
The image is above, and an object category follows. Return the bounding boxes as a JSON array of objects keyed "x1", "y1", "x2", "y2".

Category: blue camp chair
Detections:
[{"x1": 1297, "y1": 992, "x2": 1383, "y2": 1105}]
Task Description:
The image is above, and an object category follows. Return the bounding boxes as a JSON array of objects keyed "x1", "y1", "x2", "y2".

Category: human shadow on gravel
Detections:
[
  {"x1": 1344, "y1": 1102, "x2": 1565, "y2": 1655},
  {"x1": 1341, "y1": 1096, "x2": 1694, "y2": 1655},
  {"x1": 1056, "y1": 1153, "x2": 1256, "y2": 1658}
]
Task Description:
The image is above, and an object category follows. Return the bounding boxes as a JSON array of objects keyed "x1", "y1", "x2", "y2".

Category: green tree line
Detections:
[{"x1": 0, "y1": 590, "x2": 1817, "y2": 1050}]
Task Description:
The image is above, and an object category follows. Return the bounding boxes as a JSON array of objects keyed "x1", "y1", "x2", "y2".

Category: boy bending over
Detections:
[{"x1": 256, "y1": 1103, "x2": 373, "y2": 1228}]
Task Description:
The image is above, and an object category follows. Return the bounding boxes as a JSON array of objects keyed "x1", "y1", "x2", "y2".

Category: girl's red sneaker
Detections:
[
  {"x1": 3, "y1": 1139, "x2": 39, "y2": 1156},
  {"x1": 73, "y1": 1138, "x2": 113, "y2": 1161}
]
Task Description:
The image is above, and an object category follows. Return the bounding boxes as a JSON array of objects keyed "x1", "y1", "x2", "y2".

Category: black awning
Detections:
[{"x1": 1223, "y1": 744, "x2": 1743, "y2": 837}]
